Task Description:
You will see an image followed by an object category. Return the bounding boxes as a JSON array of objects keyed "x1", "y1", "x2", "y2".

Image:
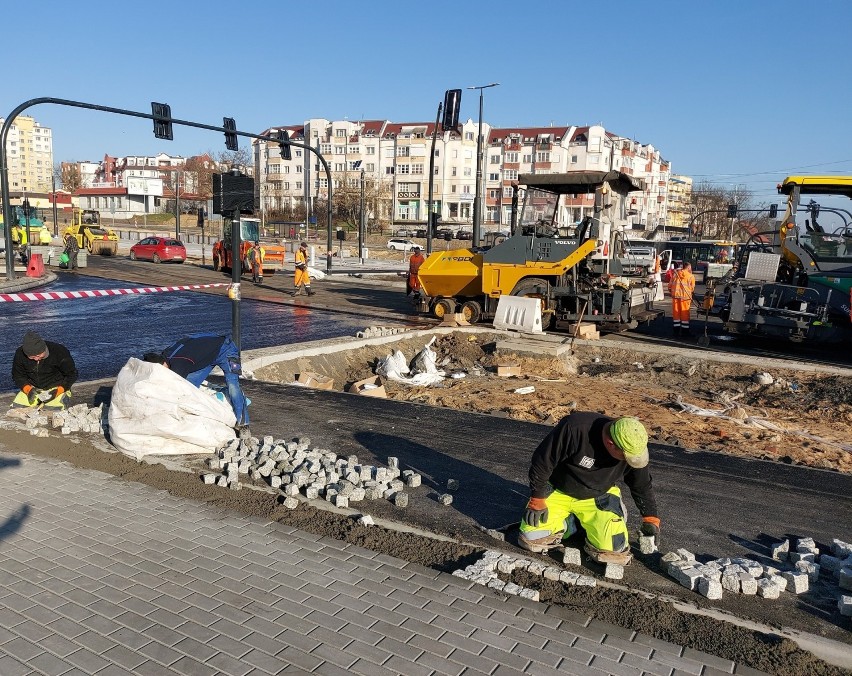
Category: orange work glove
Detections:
[
  {"x1": 640, "y1": 516, "x2": 661, "y2": 546},
  {"x1": 55, "y1": 386, "x2": 65, "y2": 397},
  {"x1": 22, "y1": 384, "x2": 34, "y2": 394},
  {"x1": 524, "y1": 497, "x2": 549, "y2": 528}
]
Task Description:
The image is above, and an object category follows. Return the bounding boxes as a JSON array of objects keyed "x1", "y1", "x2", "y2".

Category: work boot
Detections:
[
  {"x1": 517, "y1": 530, "x2": 565, "y2": 554},
  {"x1": 583, "y1": 541, "x2": 633, "y2": 566},
  {"x1": 306, "y1": 286, "x2": 315, "y2": 296},
  {"x1": 256, "y1": 276, "x2": 263, "y2": 285}
]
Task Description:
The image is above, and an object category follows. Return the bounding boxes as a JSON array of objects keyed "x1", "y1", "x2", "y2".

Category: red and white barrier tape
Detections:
[{"x1": 0, "y1": 283, "x2": 229, "y2": 303}]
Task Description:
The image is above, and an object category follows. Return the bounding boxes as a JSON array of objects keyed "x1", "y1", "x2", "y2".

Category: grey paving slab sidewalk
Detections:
[{"x1": 0, "y1": 453, "x2": 763, "y2": 676}]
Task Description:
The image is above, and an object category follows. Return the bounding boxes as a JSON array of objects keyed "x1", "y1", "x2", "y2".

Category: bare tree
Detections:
[
  {"x1": 689, "y1": 181, "x2": 754, "y2": 240},
  {"x1": 330, "y1": 173, "x2": 393, "y2": 231},
  {"x1": 59, "y1": 162, "x2": 82, "y2": 193},
  {"x1": 216, "y1": 148, "x2": 252, "y2": 173}
]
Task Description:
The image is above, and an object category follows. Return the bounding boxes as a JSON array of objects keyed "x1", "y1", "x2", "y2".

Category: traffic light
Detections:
[
  {"x1": 442, "y1": 89, "x2": 462, "y2": 130},
  {"x1": 276, "y1": 130, "x2": 292, "y2": 161},
  {"x1": 151, "y1": 102, "x2": 173, "y2": 140},
  {"x1": 726, "y1": 204, "x2": 738, "y2": 218},
  {"x1": 223, "y1": 117, "x2": 238, "y2": 151},
  {"x1": 768, "y1": 204, "x2": 778, "y2": 219}
]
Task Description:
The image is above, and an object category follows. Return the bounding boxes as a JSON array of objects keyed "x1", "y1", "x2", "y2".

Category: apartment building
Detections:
[
  {"x1": 0, "y1": 115, "x2": 54, "y2": 192},
  {"x1": 255, "y1": 119, "x2": 674, "y2": 234},
  {"x1": 666, "y1": 174, "x2": 693, "y2": 230}
]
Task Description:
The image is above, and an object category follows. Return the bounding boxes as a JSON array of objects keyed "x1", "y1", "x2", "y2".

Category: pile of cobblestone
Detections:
[
  {"x1": 202, "y1": 434, "x2": 439, "y2": 509},
  {"x1": 664, "y1": 537, "x2": 852, "y2": 614},
  {"x1": 18, "y1": 404, "x2": 105, "y2": 437},
  {"x1": 452, "y1": 549, "x2": 598, "y2": 601},
  {"x1": 355, "y1": 326, "x2": 410, "y2": 339}
]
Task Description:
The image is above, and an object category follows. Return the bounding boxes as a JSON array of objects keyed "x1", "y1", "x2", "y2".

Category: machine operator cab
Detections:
[{"x1": 511, "y1": 170, "x2": 646, "y2": 276}]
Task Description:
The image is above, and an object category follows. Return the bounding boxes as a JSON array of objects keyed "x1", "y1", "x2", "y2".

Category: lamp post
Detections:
[{"x1": 467, "y1": 82, "x2": 499, "y2": 247}]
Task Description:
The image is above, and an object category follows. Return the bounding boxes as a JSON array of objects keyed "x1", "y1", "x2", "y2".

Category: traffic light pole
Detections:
[
  {"x1": 0, "y1": 96, "x2": 335, "y2": 280},
  {"x1": 426, "y1": 101, "x2": 442, "y2": 256}
]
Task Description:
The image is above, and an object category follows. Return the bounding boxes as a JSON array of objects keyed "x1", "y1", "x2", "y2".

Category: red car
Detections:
[{"x1": 130, "y1": 236, "x2": 186, "y2": 263}]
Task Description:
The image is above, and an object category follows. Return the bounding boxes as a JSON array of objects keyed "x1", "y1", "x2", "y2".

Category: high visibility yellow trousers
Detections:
[{"x1": 519, "y1": 486, "x2": 629, "y2": 552}]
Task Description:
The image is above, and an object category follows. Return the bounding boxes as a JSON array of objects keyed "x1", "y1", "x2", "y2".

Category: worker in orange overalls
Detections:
[
  {"x1": 668, "y1": 263, "x2": 696, "y2": 336},
  {"x1": 291, "y1": 241, "x2": 314, "y2": 296},
  {"x1": 247, "y1": 241, "x2": 265, "y2": 285},
  {"x1": 406, "y1": 246, "x2": 425, "y2": 296}
]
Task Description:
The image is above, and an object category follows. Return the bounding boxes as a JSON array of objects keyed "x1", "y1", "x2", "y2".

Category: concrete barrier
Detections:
[{"x1": 492, "y1": 296, "x2": 543, "y2": 334}]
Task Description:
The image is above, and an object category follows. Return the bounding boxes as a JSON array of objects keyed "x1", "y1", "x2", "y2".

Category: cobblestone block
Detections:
[
  {"x1": 497, "y1": 559, "x2": 516, "y2": 574},
  {"x1": 519, "y1": 588, "x2": 540, "y2": 601},
  {"x1": 282, "y1": 496, "x2": 299, "y2": 509},
  {"x1": 789, "y1": 552, "x2": 815, "y2": 564},
  {"x1": 675, "y1": 548, "x2": 695, "y2": 562},
  {"x1": 770, "y1": 539, "x2": 789, "y2": 561},
  {"x1": 562, "y1": 547, "x2": 582, "y2": 566},
  {"x1": 672, "y1": 567, "x2": 702, "y2": 591},
  {"x1": 559, "y1": 570, "x2": 580, "y2": 585},
  {"x1": 794, "y1": 561, "x2": 820, "y2": 581},
  {"x1": 216, "y1": 476, "x2": 228, "y2": 488},
  {"x1": 781, "y1": 571, "x2": 809, "y2": 594},
  {"x1": 350, "y1": 487, "x2": 366, "y2": 502},
  {"x1": 839, "y1": 567, "x2": 852, "y2": 591},
  {"x1": 487, "y1": 579, "x2": 506, "y2": 591},
  {"x1": 757, "y1": 578, "x2": 780, "y2": 599},
  {"x1": 527, "y1": 562, "x2": 546, "y2": 576},
  {"x1": 405, "y1": 473, "x2": 421, "y2": 488},
  {"x1": 765, "y1": 574, "x2": 787, "y2": 592},
  {"x1": 661, "y1": 551, "x2": 682, "y2": 563},
  {"x1": 832, "y1": 539, "x2": 852, "y2": 558},
  {"x1": 819, "y1": 555, "x2": 845, "y2": 572},
  {"x1": 270, "y1": 476, "x2": 282, "y2": 489},
  {"x1": 202, "y1": 473, "x2": 217, "y2": 484},
  {"x1": 333, "y1": 494, "x2": 349, "y2": 509},
  {"x1": 229, "y1": 479, "x2": 241, "y2": 490},
  {"x1": 502, "y1": 582, "x2": 522, "y2": 596},
  {"x1": 696, "y1": 565, "x2": 721, "y2": 582},
  {"x1": 438, "y1": 494, "x2": 453, "y2": 506},
  {"x1": 576, "y1": 575, "x2": 597, "y2": 586},
  {"x1": 698, "y1": 577, "x2": 722, "y2": 599},
  {"x1": 358, "y1": 515, "x2": 374, "y2": 526},
  {"x1": 393, "y1": 492, "x2": 408, "y2": 508},
  {"x1": 721, "y1": 574, "x2": 740, "y2": 593},
  {"x1": 446, "y1": 479, "x2": 459, "y2": 492},
  {"x1": 839, "y1": 595, "x2": 852, "y2": 617},
  {"x1": 304, "y1": 487, "x2": 319, "y2": 500},
  {"x1": 738, "y1": 573, "x2": 757, "y2": 595},
  {"x1": 282, "y1": 483, "x2": 299, "y2": 497},
  {"x1": 387, "y1": 457, "x2": 398, "y2": 469},
  {"x1": 639, "y1": 535, "x2": 658, "y2": 554},
  {"x1": 604, "y1": 564, "x2": 624, "y2": 580},
  {"x1": 544, "y1": 567, "x2": 562, "y2": 581}
]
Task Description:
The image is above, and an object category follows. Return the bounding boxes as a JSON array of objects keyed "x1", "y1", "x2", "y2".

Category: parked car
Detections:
[
  {"x1": 130, "y1": 236, "x2": 186, "y2": 263},
  {"x1": 387, "y1": 238, "x2": 417, "y2": 251},
  {"x1": 455, "y1": 230, "x2": 473, "y2": 240},
  {"x1": 413, "y1": 229, "x2": 428, "y2": 238}
]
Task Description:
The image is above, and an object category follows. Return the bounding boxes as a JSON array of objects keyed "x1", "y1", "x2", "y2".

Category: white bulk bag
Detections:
[{"x1": 108, "y1": 357, "x2": 236, "y2": 460}]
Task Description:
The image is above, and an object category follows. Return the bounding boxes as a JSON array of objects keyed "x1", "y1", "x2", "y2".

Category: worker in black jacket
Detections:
[
  {"x1": 11, "y1": 331, "x2": 78, "y2": 410},
  {"x1": 519, "y1": 411, "x2": 660, "y2": 565},
  {"x1": 143, "y1": 333, "x2": 249, "y2": 431}
]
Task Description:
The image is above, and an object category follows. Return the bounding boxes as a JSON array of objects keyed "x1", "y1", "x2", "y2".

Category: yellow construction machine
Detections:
[
  {"x1": 64, "y1": 208, "x2": 119, "y2": 256},
  {"x1": 415, "y1": 170, "x2": 662, "y2": 330}
]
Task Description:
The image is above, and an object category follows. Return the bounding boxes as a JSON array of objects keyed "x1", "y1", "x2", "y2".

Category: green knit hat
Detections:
[{"x1": 609, "y1": 417, "x2": 649, "y2": 468}]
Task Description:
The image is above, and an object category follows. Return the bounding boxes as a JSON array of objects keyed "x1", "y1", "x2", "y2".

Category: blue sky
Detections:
[{"x1": 3, "y1": 0, "x2": 851, "y2": 204}]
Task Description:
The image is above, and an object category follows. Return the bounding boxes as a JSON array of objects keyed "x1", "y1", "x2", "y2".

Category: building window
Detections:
[
  {"x1": 464, "y1": 168, "x2": 472, "y2": 177},
  {"x1": 397, "y1": 165, "x2": 410, "y2": 174},
  {"x1": 571, "y1": 154, "x2": 578, "y2": 164},
  {"x1": 411, "y1": 163, "x2": 423, "y2": 174},
  {"x1": 296, "y1": 182, "x2": 302, "y2": 190},
  {"x1": 335, "y1": 129, "x2": 345, "y2": 137},
  {"x1": 490, "y1": 155, "x2": 500, "y2": 164},
  {"x1": 366, "y1": 146, "x2": 376, "y2": 155},
  {"x1": 462, "y1": 185, "x2": 471, "y2": 194},
  {"x1": 319, "y1": 178, "x2": 328, "y2": 188},
  {"x1": 366, "y1": 163, "x2": 375, "y2": 172},
  {"x1": 536, "y1": 152, "x2": 550, "y2": 163},
  {"x1": 505, "y1": 152, "x2": 518, "y2": 163},
  {"x1": 489, "y1": 189, "x2": 500, "y2": 198},
  {"x1": 335, "y1": 163, "x2": 345, "y2": 171},
  {"x1": 504, "y1": 170, "x2": 518, "y2": 180},
  {"x1": 452, "y1": 167, "x2": 457, "y2": 176},
  {"x1": 385, "y1": 166, "x2": 395, "y2": 175},
  {"x1": 296, "y1": 165, "x2": 303, "y2": 173},
  {"x1": 348, "y1": 146, "x2": 360, "y2": 155},
  {"x1": 321, "y1": 144, "x2": 332, "y2": 154},
  {"x1": 489, "y1": 173, "x2": 500, "y2": 181},
  {"x1": 465, "y1": 131, "x2": 474, "y2": 141},
  {"x1": 451, "y1": 185, "x2": 456, "y2": 193},
  {"x1": 522, "y1": 154, "x2": 531, "y2": 163},
  {"x1": 334, "y1": 147, "x2": 345, "y2": 155},
  {"x1": 396, "y1": 146, "x2": 410, "y2": 157}
]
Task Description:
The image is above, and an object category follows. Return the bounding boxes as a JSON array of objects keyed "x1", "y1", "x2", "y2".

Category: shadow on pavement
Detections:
[
  {"x1": 0, "y1": 455, "x2": 29, "y2": 544},
  {"x1": 354, "y1": 430, "x2": 528, "y2": 530}
]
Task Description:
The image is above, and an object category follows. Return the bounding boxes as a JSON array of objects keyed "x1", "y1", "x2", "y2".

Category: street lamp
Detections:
[{"x1": 467, "y1": 82, "x2": 499, "y2": 247}]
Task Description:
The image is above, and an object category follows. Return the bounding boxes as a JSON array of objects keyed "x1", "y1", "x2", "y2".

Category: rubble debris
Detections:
[
  {"x1": 752, "y1": 372, "x2": 774, "y2": 386},
  {"x1": 355, "y1": 326, "x2": 409, "y2": 339},
  {"x1": 293, "y1": 372, "x2": 335, "y2": 390}
]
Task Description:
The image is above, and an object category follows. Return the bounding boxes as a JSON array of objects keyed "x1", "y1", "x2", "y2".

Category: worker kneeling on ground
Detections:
[
  {"x1": 11, "y1": 331, "x2": 77, "y2": 411},
  {"x1": 519, "y1": 412, "x2": 660, "y2": 565},
  {"x1": 143, "y1": 333, "x2": 250, "y2": 433}
]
